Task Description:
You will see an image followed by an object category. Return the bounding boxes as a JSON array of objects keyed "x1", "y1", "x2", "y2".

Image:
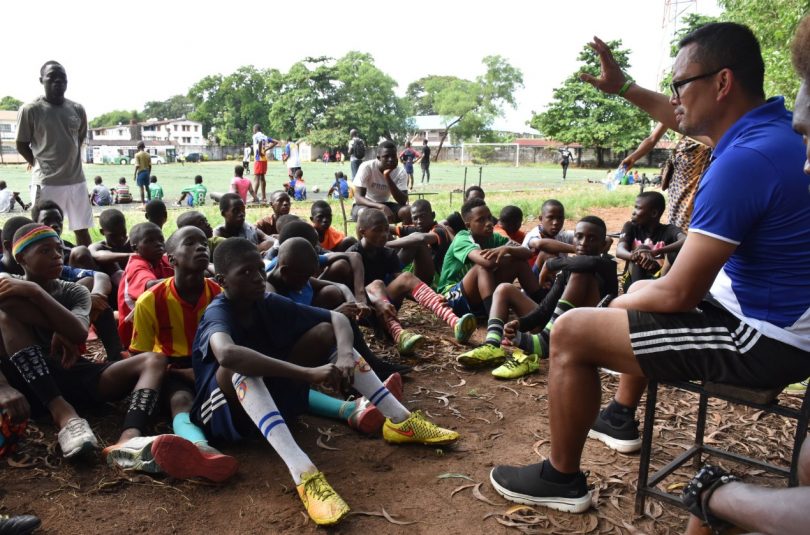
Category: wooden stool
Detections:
[{"x1": 635, "y1": 379, "x2": 810, "y2": 515}]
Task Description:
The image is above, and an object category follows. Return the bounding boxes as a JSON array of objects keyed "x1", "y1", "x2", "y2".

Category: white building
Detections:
[
  {"x1": 0, "y1": 110, "x2": 25, "y2": 163},
  {"x1": 89, "y1": 117, "x2": 207, "y2": 154}
]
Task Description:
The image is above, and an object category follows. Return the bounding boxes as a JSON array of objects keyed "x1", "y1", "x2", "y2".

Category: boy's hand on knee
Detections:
[
  {"x1": 308, "y1": 363, "x2": 343, "y2": 391},
  {"x1": 0, "y1": 384, "x2": 30, "y2": 423},
  {"x1": 52, "y1": 333, "x2": 81, "y2": 369},
  {"x1": 504, "y1": 320, "x2": 519, "y2": 340}
]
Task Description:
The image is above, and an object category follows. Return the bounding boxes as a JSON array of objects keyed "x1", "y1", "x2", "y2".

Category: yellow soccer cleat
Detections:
[
  {"x1": 491, "y1": 351, "x2": 540, "y2": 380},
  {"x1": 456, "y1": 344, "x2": 506, "y2": 368},
  {"x1": 397, "y1": 330, "x2": 426, "y2": 355},
  {"x1": 383, "y1": 410, "x2": 460, "y2": 446},
  {"x1": 296, "y1": 471, "x2": 350, "y2": 526}
]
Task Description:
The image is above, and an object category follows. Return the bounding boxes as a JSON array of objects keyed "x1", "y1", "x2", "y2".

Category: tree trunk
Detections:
[
  {"x1": 597, "y1": 147, "x2": 604, "y2": 168},
  {"x1": 433, "y1": 115, "x2": 463, "y2": 161}
]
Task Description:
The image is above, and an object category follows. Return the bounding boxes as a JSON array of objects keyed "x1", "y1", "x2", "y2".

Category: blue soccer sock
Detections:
[
  {"x1": 307, "y1": 389, "x2": 356, "y2": 421},
  {"x1": 172, "y1": 412, "x2": 208, "y2": 445}
]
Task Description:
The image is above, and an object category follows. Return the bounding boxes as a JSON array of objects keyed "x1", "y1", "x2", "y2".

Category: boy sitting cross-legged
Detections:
[
  {"x1": 437, "y1": 198, "x2": 544, "y2": 323},
  {"x1": 347, "y1": 208, "x2": 477, "y2": 355},
  {"x1": 385, "y1": 199, "x2": 452, "y2": 287},
  {"x1": 190, "y1": 238, "x2": 460, "y2": 525},
  {"x1": 457, "y1": 216, "x2": 618, "y2": 378},
  {"x1": 127, "y1": 226, "x2": 238, "y2": 482},
  {"x1": 0, "y1": 224, "x2": 217, "y2": 476},
  {"x1": 522, "y1": 199, "x2": 575, "y2": 277}
]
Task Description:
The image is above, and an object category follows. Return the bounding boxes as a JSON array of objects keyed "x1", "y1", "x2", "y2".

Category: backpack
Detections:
[{"x1": 352, "y1": 138, "x2": 366, "y2": 159}]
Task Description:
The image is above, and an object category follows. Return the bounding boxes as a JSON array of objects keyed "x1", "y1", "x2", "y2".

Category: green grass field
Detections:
[{"x1": 0, "y1": 161, "x2": 654, "y2": 243}]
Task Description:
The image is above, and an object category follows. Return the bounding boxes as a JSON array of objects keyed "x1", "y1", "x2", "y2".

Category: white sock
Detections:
[
  {"x1": 232, "y1": 374, "x2": 316, "y2": 484},
  {"x1": 334, "y1": 350, "x2": 410, "y2": 423}
]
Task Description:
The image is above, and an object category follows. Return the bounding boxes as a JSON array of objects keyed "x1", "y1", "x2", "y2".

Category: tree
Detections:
[
  {"x1": 0, "y1": 96, "x2": 22, "y2": 111},
  {"x1": 719, "y1": 0, "x2": 810, "y2": 106},
  {"x1": 142, "y1": 95, "x2": 194, "y2": 120},
  {"x1": 409, "y1": 56, "x2": 523, "y2": 160},
  {"x1": 531, "y1": 40, "x2": 650, "y2": 167},
  {"x1": 89, "y1": 109, "x2": 142, "y2": 128}
]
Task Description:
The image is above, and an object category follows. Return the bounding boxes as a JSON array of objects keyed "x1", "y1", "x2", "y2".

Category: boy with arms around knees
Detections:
[
  {"x1": 523, "y1": 199, "x2": 576, "y2": 274},
  {"x1": 385, "y1": 199, "x2": 452, "y2": 287},
  {"x1": 348, "y1": 209, "x2": 477, "y2": 355},
  {"x1": 494, "y1": 205, "x2": 526, "y2": 244},
  {"x1": 310, "y1": 200, "x2": 356, "y2": 252},
  {"x1": 214, "y1": 194, "x2": 274, "y2": 252},
  {"x1": 190, "y1": 238, "x2": 459, "y2": 525}
]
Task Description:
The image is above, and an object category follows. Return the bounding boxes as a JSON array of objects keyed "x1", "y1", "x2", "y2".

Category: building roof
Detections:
[
  {"x1": 515, "y1": 138, "x2": 582, "y2": 149},
  {"x1": 90, "y1": 117, "x2": 200, "y2": 131},
  {"x1": 0, "y1": 110, "x2": 18, "y2": 121},
  {"x1": 409, "y1": 115, "x2": 460, "y2": 131},
  {"x1": 88, "y1": 140, "x2": 175, "y2": 147}
]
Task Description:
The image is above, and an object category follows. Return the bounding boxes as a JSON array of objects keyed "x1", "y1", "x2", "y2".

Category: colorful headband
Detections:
[{"x1": 12, "y1": 226, "x2": 60, "y2": 257}]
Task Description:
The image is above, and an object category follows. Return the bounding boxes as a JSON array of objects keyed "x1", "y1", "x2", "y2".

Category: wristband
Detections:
[{"x1": 617, "y1": 79, "x2": 634, "y2": 97}]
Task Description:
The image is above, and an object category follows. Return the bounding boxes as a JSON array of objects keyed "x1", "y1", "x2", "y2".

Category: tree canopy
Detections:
[
  {"x1": 531, "y1": 40, "x2": 650, "y2": 165},
  {"x1": 0, "y1": 96, "x2": 22, "y2": 111},
  {"x1": 89, "y1": 109, "x2": 141, "y2": 128},
  {"x1": 142, "y1": 95, "x2": 194, "y2": 121}
]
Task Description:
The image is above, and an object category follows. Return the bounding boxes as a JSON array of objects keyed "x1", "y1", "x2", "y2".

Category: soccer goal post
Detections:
[{"x1": 460, "y1": 143, "x2": 521, "y2": 167}]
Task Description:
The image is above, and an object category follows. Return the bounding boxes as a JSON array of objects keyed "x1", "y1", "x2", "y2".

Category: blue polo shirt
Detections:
[{"x1": 689, "y1": 97, "x2": 810, "y2": 351}]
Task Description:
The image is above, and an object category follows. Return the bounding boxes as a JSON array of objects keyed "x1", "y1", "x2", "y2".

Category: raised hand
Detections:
[{"x1": 579, "y1": 36, "x2": 627, "y2": 94}]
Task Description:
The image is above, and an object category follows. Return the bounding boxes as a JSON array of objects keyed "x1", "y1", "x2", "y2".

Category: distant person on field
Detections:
[
  {"x1": 327, "y1": 171, "x2": 350, "y2": 199},
  {"x1": 148, "y1": 176, "x2": 163, "y2": 201},
  {"x1": 133, "y1": 141, "x2": 152, "y2": 203},
  {"x1": 242, "y1": 143, "x2": 251, "y2": 175},
  {"x1": 15, "y1": 60, "x2": 94, "y2": 246},
  {"x1": 399, "y1": 141, "x2": 421, "y2": 190},
  {"x1": 210, "y1": 165, "x2": 258, "y2": 204},
  {"x1": 283, "y1": 137, "x2": 302, "y2": 180},
  {"x1": 0, "y1": 181, "x2": 28, "y2": 213},
  {"x1": 113, "y1": 177, "x2": 133, "y2": 204},
  {"x1": 177, "y1": 175, "x2": 207, "y2": 207},
  {"x1": 252, "y1": 124, "x2": 278, "y2": 203},
  {"x1": 347, "y1": 128, "x2": 365, "y2": 179},
  {"x1": 420, "y1": 139, "x2": 431, "y2": 184},
  {"x1": 559, "y1": 147, "x2": 573, "y2": 179},
  {"x1": 90, "y1": 176, "x2": 112, "y2": 206}
]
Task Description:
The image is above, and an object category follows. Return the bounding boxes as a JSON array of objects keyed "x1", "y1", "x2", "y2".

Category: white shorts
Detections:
[{"x1": 39, "y1": 182, "x2": 94, "y2": 231}]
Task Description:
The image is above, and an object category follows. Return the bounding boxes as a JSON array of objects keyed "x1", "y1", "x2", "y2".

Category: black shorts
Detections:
[
  {"x1": 628, "y1": 299, "x2": 810, "y2": 388},
  {"x1": 1, "y1": 355, "x2": 111, "y2": 417}
]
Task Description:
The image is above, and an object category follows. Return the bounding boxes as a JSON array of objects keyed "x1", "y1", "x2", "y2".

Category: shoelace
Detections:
[
  {"x1": 501, "y1": 356, "x2": 521, "y2": 370},
  {"x1": 305, "y1": 474, "x2": 338, "y2": 502},
  {"x1": 64, "y1": 419, "x2": 88, "y2": 439}
]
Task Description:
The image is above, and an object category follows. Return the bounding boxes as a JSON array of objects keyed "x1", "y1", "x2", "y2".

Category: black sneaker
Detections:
[
  {"x1": 587, "y1": 408, "x2": 641, "y2": 453},
  {"x1": 489, "y1": 462, "x2": 592, "y2": 513},
  {"x1": 0, "y1": 513, "x2": 41, "y2": 535}
]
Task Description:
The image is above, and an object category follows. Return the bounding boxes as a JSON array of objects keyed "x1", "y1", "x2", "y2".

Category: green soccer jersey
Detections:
[
  {"x1": 437, "y1": 229, "x2": 509, "y2": 293},
  {"x1": 148, "y1": 183, "x2": 164, "y2": 200},
  {"x1": 182, "y1": 184, "x2": 207, "y2": 206}
]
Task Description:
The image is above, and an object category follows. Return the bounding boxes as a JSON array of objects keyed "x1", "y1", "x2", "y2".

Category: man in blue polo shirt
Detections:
[{"x1": 489, "y1": 22, "x2": 810, "y2": 514}]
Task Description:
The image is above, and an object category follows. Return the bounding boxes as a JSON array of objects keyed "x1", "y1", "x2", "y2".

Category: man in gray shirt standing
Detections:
[{"x1": 16, "y1": 61, "x2": 93, "y2": 246}]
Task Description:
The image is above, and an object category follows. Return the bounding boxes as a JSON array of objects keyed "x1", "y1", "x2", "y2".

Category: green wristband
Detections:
[{"x1": 617, "y1": 79, "x2": 634, "y2": 97}]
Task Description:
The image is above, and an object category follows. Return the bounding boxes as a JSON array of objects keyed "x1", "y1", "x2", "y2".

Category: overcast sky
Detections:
[{"x1": 2, "y1": 0, "x2": 722, "y2": 131}]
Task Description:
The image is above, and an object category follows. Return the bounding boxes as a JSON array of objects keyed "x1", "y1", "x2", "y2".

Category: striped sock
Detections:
[
  {"x1": 514, "y1": 331, "x2": 547, "y2": 357},
  {"x1": 232, "y1": 374, "x2": 315, "y2": 484},
  {"x1": 348, "y1": 351, "x2": 410, "y2": 424},
  {"x1": 485, "y1": 318, "x2": 504, "y2": 347},
  {"x1": 384, "y1": 314, "x2": 404, "y2": 342},
  {"x1": 412, "y1": 282, "x2": 459, "y2": 327},
  {"x1": 543, "y1": 299, "x2": 575, "y2": 334}
]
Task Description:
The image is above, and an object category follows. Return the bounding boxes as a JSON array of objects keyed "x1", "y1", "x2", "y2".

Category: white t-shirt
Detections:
[
  {"x1": 285, "y1": 143, "x2": 301, "y2": 168},
  {"x1": 522, "y1": 226, "x2": 575, "y2": 257},
  {"x1": 243, "y1": 147, "x2": 251, "y2": 160},
  {"x1": 0, "y1": 190, "x2": 12, "y2": 213},
  {"x1": 352, "y1": 160, "x2": 408, "y2": 203}
]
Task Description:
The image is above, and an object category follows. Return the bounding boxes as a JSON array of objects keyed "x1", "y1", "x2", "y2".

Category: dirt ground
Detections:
[{"x1": 0, "y1": 209, "x2": 802, "y2": 534}]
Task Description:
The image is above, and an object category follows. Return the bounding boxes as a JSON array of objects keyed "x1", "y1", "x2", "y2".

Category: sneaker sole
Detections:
[
  {"x1": 454, "y1": 314, "x2": 477, "y2": 343},
  {"x1": 492, "y1": 367, "x2": 539, "y2": 380},
  {"x1": 151, "y1": 435, "x2": 239, "y2": 482},
  {"x1": 489, "y1": 469, "x2": 592, "y2": 513},
  {"x1": 63, "y1": 440, "x2": 99, "y2": 459},
  {"x1": 456, "y1": 355, "x2": 506, "y2": 368},
  {"x1": 587, "y1": 429, "x2": 641, "y2": 454},
  {"x1": 383, "y1": 432, "x2": 460, "y2": 446}
]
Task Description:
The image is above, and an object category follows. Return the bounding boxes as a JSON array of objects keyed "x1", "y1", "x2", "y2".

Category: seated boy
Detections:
[
  {"x1": 210, "y1": 165, "x2": 259, "y2": 204},
  {"x1": 190, "y1": 238, "x2": 459, "y2": 525},
  {"x1": 90, "y1": 176, "x2": 112, "y2": 206},
  {"x1": 88, "y1": 209, "x2": 135, "y2": 279},
  {"x1": 177, "y1": 175, "x2": 207, "y2": 207},
  {"x1": 0, "y1": 181, "x2": 28, "y2": 213},
  {"x1": 385, "y1": 199, "x2": 451, "y2": 287},
  {"x1": 256, "y1": 190, "x2": 291, "y2": 236},
  {"x1": 348, "y1": 208, "x2": 477, "y2": 355},
  {"x1": 291, "y1": 169, "x2": 307, "y2": 201},
  {"x1": 113, "y1": 177, "x2": 133, "y2": 204},
  {"x1": 457, "y1": 216, "x2": 618, "y2": 378},
  {"x1": 310, "y1": 200, "x2": 356, "y2": 252},
  {"x1": 32, "y1": 199, "x2": 93, "y2": 268},
  {"x1": 437, "y1": 198, "x2": 543, "y2": 321},
  {"x1": 494, "y1": 205, "x2": 526, "y2": 244},
  {"x1": 213, "y1": 193, "x2": 274, "y2": 252},
  {"x1": 443, "y1": 186, "x2": 485, "y2": 234},
  {"x1": 176, "y1": 210, "x2": 226, "y2": 263},
  {"x1": 117, "y1": 222, "x2": 174, "y2": 346},
  {"x1": 523, "y1": 199, "x2": 575, "y2": 274},
  {"x1": 0, "y1": 224, "x2": 225, "y2": 480},
  {"x1": 148, "y1": 176, "x2": 163, "y2": 201},
  {"x1": 327, "y1": 172, "x2": 350, "y2": 199},
  {"x1": 144, "y1": 199, "x2": 168, "y2": 229},
  {"x1": 128, "y1": 225, "x2": 238, "y2": 481},
  {"x1": 617, "y1": 191, "x2": 686, "y2": 290}
]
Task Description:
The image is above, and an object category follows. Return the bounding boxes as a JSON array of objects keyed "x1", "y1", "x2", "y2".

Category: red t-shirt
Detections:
[{"x1": 117, "y1": 254, "x2": 174, "y2": 347}]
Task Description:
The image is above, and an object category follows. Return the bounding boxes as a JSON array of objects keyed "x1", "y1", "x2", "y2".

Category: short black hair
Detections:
[
  {"x1": 311, "y1": 200, "x2": 330, "y2": 215},
  {"x1": 194, "y1": 175, "x2": 203, "y2": 184},
  {"x1": 150, "y1": 175, "x2": 157, "y2": 183},
  {"x1": 279, "y1": 220, "x2": 319, "y2": 246},
  {"x1": 277, "y1": 237, "x2": 318, "y2": 267},
  {"x1": 99, "y1": 208, "x2": 126, "y2": 230},
  {"x1": 219, "y1": 192, "x2": 242, "y2": 213},
  {"x1": 166, "y1": 225, "x2": 205, "y2": 254},
  {"x1": 465, "y1": 186, "x2": 485, "y2": 200},
  {"x1": 578, "y1": 215, "x2": 607, "y2": 238},
  {"x1": 294, "y1": 169, "x2": 303, "y2": 178},
  {"x1": 40, "y1": 60, "x2": 63, "y2": 77},
  {"x1": 94, "y1": 176, "x2": 103, "y2": 185},
  {"x1": 270, "y1": 190, "x2": 289, "y2": 202},
  {"x1": 118, "y1": 177, "x2": 127, "y2": 184},
  {"x1": 637, "y1": 191, "x2": 666, "y2": 215},
  {"x1": 378, "y1": 140, "x2": 396, "y2": 152},
  {"x1": 31, "y1": 199, "x2": 63, "y2": 223},
  {"x1": 411, "y1": 199, "x2": 432, "y2": 212},
  {"x1": 335, "y1": 171, "x2": 345, "y2": 179},
  {"x1": 144, "y1": 199, "x2": 167, "y2": 220},
  {"x1": 679, "y1": 22, "x2": 765, "y2": 99},
  {"x1": 793, "y1": 14, "x2": 810, "y2": 80},
  {"x1": 275, "y1": 214, "x2": 301, "y2": 234},
  {"x1": 541, "y1": 199, "x2": 564, "y2": 215},
  {"x1": 176, "y1": 210, "x2": 204, "y2": 228},
  {"x1": 137, "y1": 141, "x2": 145, "y2": 150},
  {"x1": 129, "y1": 222, "x2": 162, "y2": 246},
  {"x1": 499, "y1": 205, "x2": 523, "y2": 226},
  {"x1": 213, "y1": 237, "x2": 260, "y2": 275},
  {"x1": 461, "y1": 197, "x2": 487, "y2": 220},
  {"x1": 234, "y1": 165, "x2": 244, "y2": 177},
  {"x1": 357, "y1": 208, "x2": 388, "y2": 231},
  {"x1": 2, "y1": 217, "x2": 33, "y2": 249}
]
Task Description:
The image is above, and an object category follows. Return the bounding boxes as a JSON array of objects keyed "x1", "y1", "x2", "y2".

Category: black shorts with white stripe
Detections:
[{"x1": 627, "y1": 299, "x2": 810, "y2": 389}]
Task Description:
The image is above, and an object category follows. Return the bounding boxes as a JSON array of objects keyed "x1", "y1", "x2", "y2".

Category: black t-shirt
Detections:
[
  {"x1": 620, "y1": 221, "x2": 684, "y2": 264},
  {"x1": 560, "y1": 150, "x2": 572, "y2": 165},
  {"x1": 421, "y1": 146, "x2": 431, "y2": 166},
  {"x1": 346, "y1": 241, "x2": 402, "y2": 285},
  {"x1": 445, "y1": 212, "x2": 465, "y2": 234},
  {"x1": 398, "y1": 223, "x2": 451, "y2": 272}
]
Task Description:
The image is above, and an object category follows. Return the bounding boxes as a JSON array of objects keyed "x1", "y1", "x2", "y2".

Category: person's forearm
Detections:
[
  {"x1": 386, "y1": 233, "x2": 430, "y2": 248},
  {"x1": 654, "y1": 238, "x2": 686, "y2": 256},
  {"x1": 92, "y1": 250, "x2": 132, "y2": 264},
  {"x1": 31, "y1": 288, "x2": 88, "y2": 343},
  {"x1": 708, "y1": 482, "x2": 810, "y2": 535},
  {"x1": 330, "y1": 311, "x2": 354, "y2": 357},
  {"x1": 616, "y1": 243, "x2": 633, "y2": 261},
  {"x1": 387, "y1": 180, "x2": 408, "y2": 205},
  {"x1": 609, "y1": 276, "x2": 692, "y2": 313},
  {"x1": 506, "y1": 246, "x2": 531, "y2": 260},
  {"x1": 623, "y1": 84, "x2": 681, "y2": 133},
  {"x1": 345, "y1": 253, "x2": 367, "y2": 303},
  {"x1": 535, "y1": 239, "x2": 576, "y2": 255},
  {"x1": 355, "y1": 195, "x2": 381, "y2": 209},
  {"x1": 91, "y1": 272, "x2": 112, "y2": 297},
  {"x1": 258, "y1": 238, "x2": 275, "y2": 252},
  {"x1": 15, "y1": 142, "x2": 35, "y2": 167},
  {"x1": 218, "y1": 344, "x2": 313, "y2": 381}
]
